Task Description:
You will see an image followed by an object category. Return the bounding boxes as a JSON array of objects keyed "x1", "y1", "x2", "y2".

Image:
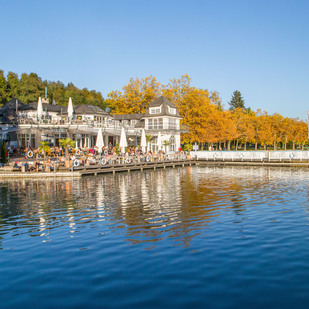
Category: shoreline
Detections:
[{"x1": 1, "y1": 159, "x2": 309, "y2": 179}]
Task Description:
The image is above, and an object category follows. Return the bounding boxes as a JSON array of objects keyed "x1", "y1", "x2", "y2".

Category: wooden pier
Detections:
[
  {"x1": 1, "y1": 158, "x2": 309, "y2": 179},
  {"x1": 74, "y1": 159, "x2": 196, "y2": 176},
  {"x1": 0, "y1": 159, "x2": 198, "y2": 179}
]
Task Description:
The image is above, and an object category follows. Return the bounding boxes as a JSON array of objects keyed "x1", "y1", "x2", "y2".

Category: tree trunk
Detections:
[
  {"x1": 293, "y1": 142, "x2": 295, "y2": 150},
  {"x1": 264, "y1": 144, "x2": 267, "y2": 150},
  {"x1": 274, "y1": 141, "x2": 277, "y2": 151},
  {"x1": 227, "y1": 140, "x2": 231, "y2": 151},
  {"x1": 255, "y1": 142, "x2": 258, "y2": 151},
  {"x1": 244, "y1": 142, "x2": 247, "y2": 151},
  {"x1": 235, "y1": 140, "x2": 239, "y2": 151}
]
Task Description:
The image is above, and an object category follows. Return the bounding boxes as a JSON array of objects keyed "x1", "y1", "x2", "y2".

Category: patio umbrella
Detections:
[
  {"x1": 67, "y1": 97, "x2": 74, "y2": 119},
  {"x1": 96, "y1": 128, "x2": 104, "y2": 153},
  {"x1": 157, "y1": 132, "x2": 162, "y2": 151},
  {"x1": 119, "y1": 127, "x2": 127, "y2": 154},
  {"x1": 141, "y1": 129, "x2": 147, "y2": 153},
  {"x1": 37, "y1": 97, "x2": 43, "y2": 118}
]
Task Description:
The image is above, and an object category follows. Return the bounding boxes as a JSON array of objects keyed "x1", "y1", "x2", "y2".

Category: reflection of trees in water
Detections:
[{"x1": 0, "y1": 166, "x2": 306, "y2": 248}]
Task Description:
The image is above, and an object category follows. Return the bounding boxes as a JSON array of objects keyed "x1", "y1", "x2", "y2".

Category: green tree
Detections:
[
  {"x1": 228, "y1": 90, "x2": 246, "y2": 111},
  {"x1": 146, "y1": 134, "x2": 152, "y2": 152},
  {"x1": 1, "y1": 142, "x2": 8, "y2": 163},
  {"x1": 162, "y1": 140, "x2": 171, "y2": 153},
  {"x1": 39, "y1": 141, "x2": 51, "y2": 158},
  {"x1": 59, "y1": 138, "x2": 75, "y2": 158},
  {"x1": 7, "y1": 71, "x2": 20, "y2": 99},
  {"x1": 19, "y1": 73, "x2": 44, "y2": 103},
  {"x1": 0, "y1": 70, "x2": 8, "y2": 105},
  {"x1": 183, "y1": 143, "x2": 193, "y2": 154}
]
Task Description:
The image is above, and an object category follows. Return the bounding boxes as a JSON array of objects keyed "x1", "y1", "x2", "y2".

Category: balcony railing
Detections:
[{"x1": 16, "y1": 117, "x2": 138, "y2": 130}]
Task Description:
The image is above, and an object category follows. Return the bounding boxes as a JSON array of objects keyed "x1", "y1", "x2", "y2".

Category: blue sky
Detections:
[{"x1": 1, "y1": 0, "x2": 308, "y2": 119}]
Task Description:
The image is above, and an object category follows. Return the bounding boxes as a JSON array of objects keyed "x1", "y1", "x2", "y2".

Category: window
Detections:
[
  {"x1": 150, "y1": 107, "x2": 161, "y2": 114},
  {"x1": 122, "y1": 120, "x2": 129, "y2": 127},
  {"x1": 148, "y1": 118, "x2": 163, "y2": 130},
  {"x1": 168, "y1": 106, "x2": 176, "y2": 114},
  {"x1": 169, "y1": 118, "x2": 177, "y2": 129},
  {"x1": 150, "y1": 136, "x2": 158, "y2": 152},
  {"x1": 169, "y1": 136, "x2": 176, "y2": 152}
]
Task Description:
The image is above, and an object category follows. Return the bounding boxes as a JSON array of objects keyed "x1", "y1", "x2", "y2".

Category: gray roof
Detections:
[
  {"x1": 113, "y1": 114, "x2": 144, "y2": 121},
  {"x1": 0, "y1": 98, "x2": 25, "y2": 123},
  {"x1": 144, "y1": 96, "x2": 181, "y2": 118},
  {"x1": 22, "y1": 102, "x2": 67, "y2": 113},
  {"x1": 74, "y1": 104, "x2": 109, "y2": 115},
  {"x1": 0, "y1": 98, "x2": 25, "y2": 114}
]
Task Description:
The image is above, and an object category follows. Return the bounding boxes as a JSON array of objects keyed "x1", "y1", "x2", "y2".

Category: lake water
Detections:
[{"x1": 1, "y1": 166, "x2": 309, "y2": 308}]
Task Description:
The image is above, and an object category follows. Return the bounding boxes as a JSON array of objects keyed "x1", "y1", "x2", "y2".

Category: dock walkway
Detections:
[
  {"x1": 1, "y1": 158, "x2": 309, "y2": 179},
  {"x1": 0, "y1": 159, "x2": 197, "y2": 178}
]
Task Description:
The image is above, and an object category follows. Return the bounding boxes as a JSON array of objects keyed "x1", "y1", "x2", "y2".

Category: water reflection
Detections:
[{"x1": 1, "y1": 166, "x2": 309, "y2": 249}]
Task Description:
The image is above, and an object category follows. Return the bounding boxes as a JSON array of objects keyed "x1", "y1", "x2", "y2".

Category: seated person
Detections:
[
  {"x1": 35, "y1": 160, "x2": 43, "y2": 171},
  {"x1": 46, "y1": 159, "x2": 54, "y2": 171},
  {"x1": 13, "y1": 161, "x2": 21, "y2": 171},
  {"x1": 21, "y1": 161, "x2": 29, "y2": 172}
]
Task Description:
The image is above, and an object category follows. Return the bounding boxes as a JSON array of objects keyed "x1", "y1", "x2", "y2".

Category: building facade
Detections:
[{"x1": 0, "y1": 96, "x2": 187, "y2": 153}]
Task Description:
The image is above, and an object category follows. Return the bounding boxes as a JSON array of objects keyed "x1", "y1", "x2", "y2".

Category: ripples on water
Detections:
[{"x1": 1, "y1": 166, "x2": 309, "y2": 308}]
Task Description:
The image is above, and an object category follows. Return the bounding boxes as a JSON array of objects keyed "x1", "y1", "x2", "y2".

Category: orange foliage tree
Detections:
[{"x1": 106, "y1": 74, "x2": 308, "y2": 150}]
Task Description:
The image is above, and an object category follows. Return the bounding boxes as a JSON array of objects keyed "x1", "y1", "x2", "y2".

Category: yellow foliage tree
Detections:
[{"x1": 106, "y1": 76, "x2": 162, "y2": 114}]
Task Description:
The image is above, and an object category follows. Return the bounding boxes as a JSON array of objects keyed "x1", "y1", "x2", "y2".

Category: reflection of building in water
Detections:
[
  {"x1": 112, "y1": 167, "x2": 223, "y2": 247},
  {"x1": 2, "y1": 166, "x2": 309, "y2": 248}
]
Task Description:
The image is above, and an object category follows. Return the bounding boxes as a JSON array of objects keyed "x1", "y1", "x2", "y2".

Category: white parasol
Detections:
[
  {"x1": 37, "y1": 97, "x2": 43, "y2": 118},
  {"x1": 67, "y1": 97, "x2": 74, "y2": 119},
  {"x1": 96, "y1": 128, "x2": 104, "y2": 153},
  {"x1": 141, "y1": 129, "x2": 147, "y2": 153},
  {"x1": 119, "y1": 127, "x2": 127, "y2": 154},
  {"x1": 157, "y1": 132, "x2": 162, "y2": 151}
]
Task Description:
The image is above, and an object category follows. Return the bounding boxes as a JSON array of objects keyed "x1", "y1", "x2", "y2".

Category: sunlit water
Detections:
[{"x1": 1, "y1": 166, "x2": 309, "y2": 308}]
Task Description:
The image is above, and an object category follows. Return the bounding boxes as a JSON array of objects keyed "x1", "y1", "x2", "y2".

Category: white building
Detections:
[{"x1": 0, "y1": 96, "x2": 187, "y2": 152}]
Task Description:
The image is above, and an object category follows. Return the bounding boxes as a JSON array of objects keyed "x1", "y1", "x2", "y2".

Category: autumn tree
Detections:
[
  {"x1": 290, "y1": 119, "x2": 308, "y2": 150},
  {"x1": 258, "y1": 114, "x2": 273, "y2": 150},
  {"x1": 106, "y1": 76, "x2": 162, "y2": 114},
  {"x1": 163, "y1": 74, "x2": 192, "y2": 119}
]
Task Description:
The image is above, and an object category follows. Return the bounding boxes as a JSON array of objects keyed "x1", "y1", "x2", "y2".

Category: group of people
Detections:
[
  {"x1": 13, "y1": 159, "x2": 54, "y2": 172},
  {"x1": 2, "y1": 142, "x2": 187, "y2": 172}
]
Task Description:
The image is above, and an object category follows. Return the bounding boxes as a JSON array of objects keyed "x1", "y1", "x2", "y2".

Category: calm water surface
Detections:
[{"x1": 1, "y1": 166, "x2": 309, "y2": 308}]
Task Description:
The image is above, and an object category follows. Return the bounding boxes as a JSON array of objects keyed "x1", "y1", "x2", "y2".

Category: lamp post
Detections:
[
  {"x1": 75, "y1": 126, "x2": 79, "y2": 149},
  {"x1": 135, "y1": 130, "x2": 138, "y2": 146},
  {"x1": 103, "y1": 126, "x2": 106, "y2": 147}
]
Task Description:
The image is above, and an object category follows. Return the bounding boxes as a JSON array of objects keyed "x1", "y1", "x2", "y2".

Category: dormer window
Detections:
[
  {"x1": 168, "y1": 106, "x2": 176, "y2": 114},
  {"x1": 150, "y1": 107, "x2": 161, "y2": 114}
]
